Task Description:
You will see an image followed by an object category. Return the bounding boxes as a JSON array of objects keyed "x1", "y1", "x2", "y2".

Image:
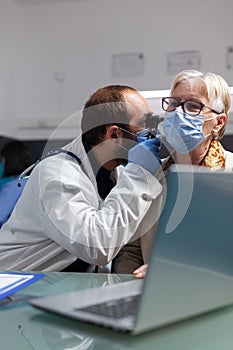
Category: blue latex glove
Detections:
[{"x1": 128, "y1": 137, "x2": 161, "y2": 174}]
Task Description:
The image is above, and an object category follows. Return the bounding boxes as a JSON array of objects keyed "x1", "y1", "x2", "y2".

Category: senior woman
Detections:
[{"x1": 112, "y1": 69, "x2": 233, "y2": 277}]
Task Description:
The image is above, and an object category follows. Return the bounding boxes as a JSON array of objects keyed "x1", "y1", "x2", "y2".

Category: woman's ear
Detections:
[{"x1": 213, "y1": 114, "x2": 227, "y2": 133}]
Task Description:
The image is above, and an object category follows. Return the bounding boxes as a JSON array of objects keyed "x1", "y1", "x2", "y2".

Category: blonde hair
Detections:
[{"x1": 171, "y1": 70, "x2": 231, "y2": 138}]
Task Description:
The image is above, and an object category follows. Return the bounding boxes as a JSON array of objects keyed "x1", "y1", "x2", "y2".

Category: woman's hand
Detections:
[{"x1": 133, "y1": 264, "x2": 148, "y2": 278}]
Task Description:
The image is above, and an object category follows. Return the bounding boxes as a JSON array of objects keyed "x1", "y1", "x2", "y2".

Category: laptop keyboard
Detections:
[{"x1": 76, "y1": 294, "x2": 141, "y2": 319}]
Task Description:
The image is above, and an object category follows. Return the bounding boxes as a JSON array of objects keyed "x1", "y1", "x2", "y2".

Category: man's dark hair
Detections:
[
  {"x1": 81, "y1": 85, "x2": 137, "y2": 146},
  {"x1": 1, "y1": 140, "x2": 33, "y2": 177}
]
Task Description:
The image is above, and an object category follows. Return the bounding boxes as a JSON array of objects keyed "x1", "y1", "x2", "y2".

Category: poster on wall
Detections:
[
  {"x1": 112, "y1": 53, "x2": 144, "y2": 77},
  {"x1": 167, "y1": 50, "x2": 201, "y2": 74}
]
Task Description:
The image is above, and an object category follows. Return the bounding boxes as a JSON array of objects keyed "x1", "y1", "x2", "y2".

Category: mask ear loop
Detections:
[{"x1": 204, "y1": 115, "x2": 218, "y2": 122}]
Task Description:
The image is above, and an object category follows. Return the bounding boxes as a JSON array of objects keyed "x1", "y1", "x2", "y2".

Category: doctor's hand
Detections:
[
  {"x1": 128, "y1": 137, "x2": 161, "y2": 174},
  {"x1": 133, "y1": 264, "x2": 148, "y2": 279}
]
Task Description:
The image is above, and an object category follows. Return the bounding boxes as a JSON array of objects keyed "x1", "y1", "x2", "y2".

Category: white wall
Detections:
[
  {"x1": 1, "y1": 0, "x2": 233, "y2": 139},
  {"x1": 0, "y1": 0, "x2": 19, "y2": 137}
]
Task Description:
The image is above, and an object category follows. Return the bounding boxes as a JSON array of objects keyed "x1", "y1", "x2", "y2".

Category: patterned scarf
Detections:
[
  {"x1": 201, "y1": 139, "x2": 225, "y2": 168},
  {"x1": 163, "y1": 139, "x2": 225, "y2": 170}
]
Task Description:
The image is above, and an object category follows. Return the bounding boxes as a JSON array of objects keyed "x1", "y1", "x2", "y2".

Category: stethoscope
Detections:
[{"x1": 17, "y1": 148, "x2": 81, "y2": 187}]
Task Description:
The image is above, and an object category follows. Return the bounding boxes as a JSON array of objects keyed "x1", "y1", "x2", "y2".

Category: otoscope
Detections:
[{"x1": 146, "y1": 114, "x2": 164, "y2": 138}]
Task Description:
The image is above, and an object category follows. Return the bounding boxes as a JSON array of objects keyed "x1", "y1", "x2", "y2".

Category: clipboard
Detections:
[{"x1": 0, "y1": 272, "x2": 44, "y2": 301}]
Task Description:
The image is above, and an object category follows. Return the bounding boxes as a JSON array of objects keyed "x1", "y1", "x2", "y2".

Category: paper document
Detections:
[{"x1": 0, "y1": 272, "x2": 44, "y2": 301}]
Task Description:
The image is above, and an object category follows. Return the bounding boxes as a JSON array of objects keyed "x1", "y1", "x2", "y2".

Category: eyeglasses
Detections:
[{"x1": 161, "y1": 97, "x2": 221, "y2": 117}]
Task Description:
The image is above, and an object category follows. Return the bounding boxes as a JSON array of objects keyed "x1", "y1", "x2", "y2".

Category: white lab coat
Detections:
[{"x1": 0, "y1": 137, "x2": 164, "y2": 271}]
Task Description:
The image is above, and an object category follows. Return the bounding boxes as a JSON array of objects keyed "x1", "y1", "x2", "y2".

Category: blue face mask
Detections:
[
  {"x1": 163, "y1": 109, "x2": 208, "y2": 154},
  {"x1": 0, "y1": 162, "x2": 4, "y2": 178}
]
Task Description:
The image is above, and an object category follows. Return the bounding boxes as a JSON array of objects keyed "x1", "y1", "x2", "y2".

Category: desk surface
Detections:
[{"x1": 1, "y1": 272, "x2": 233, "y2": 350}]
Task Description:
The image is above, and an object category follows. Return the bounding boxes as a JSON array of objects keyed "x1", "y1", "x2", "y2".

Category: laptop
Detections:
[{"x1": 30, "y1": 165, "x2": 233, "y2": 334}]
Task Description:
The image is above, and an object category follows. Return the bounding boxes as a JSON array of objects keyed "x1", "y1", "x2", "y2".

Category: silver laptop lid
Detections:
[{"x1": 134, "y1": 165, "x2": 233, "y2": 333}]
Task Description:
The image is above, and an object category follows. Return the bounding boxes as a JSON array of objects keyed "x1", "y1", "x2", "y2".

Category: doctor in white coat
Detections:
[{"x1": 0, "y1": 85, "x2": 164, "y2": 271}]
